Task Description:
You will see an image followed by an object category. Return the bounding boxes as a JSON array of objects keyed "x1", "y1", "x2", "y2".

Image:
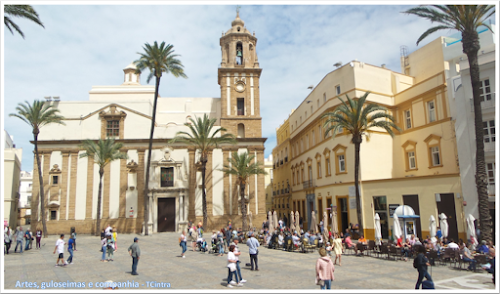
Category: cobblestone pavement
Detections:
[{"x1": 2, "y1": 233, "x2": 497, "y2": 291}]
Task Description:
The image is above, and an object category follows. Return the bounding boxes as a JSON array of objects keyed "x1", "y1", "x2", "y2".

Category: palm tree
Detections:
[
  {"x1": 220, "y1": 152, "x2": 267, "y2": 231},
  {"x1": 134, "y1": 41, "x2": 187, "y2": 235},
  {"x1": 4, "y1": 5, "x2": 44, "y2": 38},
  {"x1": 404, "y1": 5, "x2": 495, "y2": 243},
  {"x1": 170, "y1": 114, "x2": 236, "y2": 229},
  {"x1": 322, "y1": 92, "x2": 401, "y2": 235},
  {"x1": 79, "y1": 139, "x2": 128, "y2": 236},
  {"x1": 9, "y1": 100, "x2": 65, "y2": 237}
]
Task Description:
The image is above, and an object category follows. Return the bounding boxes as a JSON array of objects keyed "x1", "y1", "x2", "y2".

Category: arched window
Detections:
[
  {"x1": 237, "y1": 123, "x2": 245, "y2": 138},
  {"x1": 236, "y1": 42, "x2": 243, "y2": 65}
]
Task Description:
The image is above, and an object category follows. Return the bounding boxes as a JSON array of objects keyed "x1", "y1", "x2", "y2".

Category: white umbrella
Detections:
[
  {"x1": 268, "y1": 211, "x2": 274, "y2": 234},
  {"x1": 273, "y1": 211, "x2": 279, "y2": 232},
  {"x1": 467, "y1": 214, "x2": 478, "y2": 246},
  {"x1": 439, "y1": 213, "x2": 449, "y2": 238},
  {"x1": 310, "y1": 211, "x2": 318, "y2": 233},
  {"x1": 429, "y1": 215, "x2": 437, "y2": 238},
  {"x1": 393, "y1": 213, "x2": 402, "y2": 239},
  {"x1": 295, "y1": 211, "x2": 300, "y2": 236},
  {"x1": 331, "y1": 209, "x2": 338, "y2": 235},
  {"x1": 374, "y1": 213, "x2": 382, "y2": 246},
  {"x1": 290, "y1": 211, "x2": 295, "y2": 232}
]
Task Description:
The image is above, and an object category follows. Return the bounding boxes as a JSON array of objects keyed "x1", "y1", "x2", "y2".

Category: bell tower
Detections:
[{"x1": 218, "y1": 11, "x2": 262, "y2": 138}]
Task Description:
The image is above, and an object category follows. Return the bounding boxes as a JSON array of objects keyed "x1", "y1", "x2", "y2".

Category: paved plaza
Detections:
[{"x1": 3, "y1": 233, "x2": 497, "y2": 291}]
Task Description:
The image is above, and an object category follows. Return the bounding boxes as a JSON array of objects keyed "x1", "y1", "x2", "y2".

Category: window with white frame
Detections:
[
  {"x1": 338, "y1": 154, "x2": 345, "y2": 172},
  {"x1": 427, "y1": 100, "x2": 436, "y2": 122},
  {"x1": 483, "y1": 120, "x2": 495, "y2": 143},
  {"x1": 408, "y1": 151, "x2": 416, "y2": 170},
  {"x1": 480, "y1": 79, "x2": 492, "y2": 101},
  {"x1": 487, "y1": 163, "x2": 495, "y2": 185},
  {"x1": 431, "y1": 146, "x2": 441, "y2": 166},
  {"x1": 405, "y1": 109, "x2": 412, "y2": 129}
]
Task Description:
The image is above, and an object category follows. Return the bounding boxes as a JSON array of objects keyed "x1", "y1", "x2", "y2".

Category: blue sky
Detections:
[{"x1": 2, "y1": 2, "x2": 497, "y2": 172}]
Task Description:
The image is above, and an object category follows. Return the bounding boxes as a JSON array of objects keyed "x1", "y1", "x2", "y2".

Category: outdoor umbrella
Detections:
[
  {"x1": 295, "y1": 211, "x2": 300, "y2": 236},
  {"x1": 310, "y1": 211, "x2": 317, "y2": 233},
  {"x1": 273, "y1": 211, "x2": 279, "y2": 232},
  {"x1": 248, "y1": 210, "x2": 253, "y2": 231},
  {"x1": 331, "y1": 209, "x2": 338, "y2": 235},
  {"x1": 374, "y1": 213, "x2": 382, "y2": 246},
  {"x1": 467, "y1": 214, "x2": 478, "y2": 246},
  {"x1": 323, "y1": 211, "x2": 329, "y2": 242},
  {"x1": 393, "y1": 213, "x2": 402, "y2": 239},
  {"x1": 268, "y1": 211, "x2": 274, "y2": 234},
  {"x1": 290, "y1": 211, "x2": 295, "y2": 232},
  {"x1": 439, "y1": 213, "x2": 448, "y2": 238},
  {"x1": 429, "y1": 215, "x2": 437, "y2": 238}
]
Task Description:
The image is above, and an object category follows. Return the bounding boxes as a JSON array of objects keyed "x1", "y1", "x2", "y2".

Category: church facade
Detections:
[{"x1": 30, "y1": 13, "x2": 267, "y2": 234}]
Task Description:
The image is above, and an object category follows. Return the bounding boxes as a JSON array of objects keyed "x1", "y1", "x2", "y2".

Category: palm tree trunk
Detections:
[
  {"x1": 201, "y1": 157, "x2": 208, "y2": 229},
  {"x1": 33, "y1": 131, "x2": 48, "y2": 238},
  {"x1": 463, "y1": 30, "x2": 491, "y2": 243},
  {"x1": 353, "y1": 136, "x2": 364, "y2": 235},
  {"x1": 96, "y1": 168, "x2": 104, "y2": 236},
  {"x1": 240, "y1": 182, "x2": 247, "y2": 231},
  {"x1": 143, "y1": 75, "x2": 161, "y2": 236}
]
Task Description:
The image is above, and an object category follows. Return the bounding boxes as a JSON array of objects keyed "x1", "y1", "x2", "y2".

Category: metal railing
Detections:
[{"x1": 303, "y1": 179, "x2": 314, "y2": 190}]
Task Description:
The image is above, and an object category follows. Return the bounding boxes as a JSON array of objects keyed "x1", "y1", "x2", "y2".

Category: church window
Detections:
[
  {"x1": 238, "y1": 123, "x2": 245, "y2": 138},
  {"x1": 161, "y1": 167, "x2": 174, "y2": 187},
  {"x1": 237, "y1": 98, "x2": 245, "y2": 115},
  {"x1": 106, "y1": 120, "x2": 120, "y2": 137}
]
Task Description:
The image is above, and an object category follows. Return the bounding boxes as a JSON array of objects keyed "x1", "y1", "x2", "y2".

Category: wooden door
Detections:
[
  {"x1": 158, "y1": 198, "x2": 176, "y2": 232},
  {"x1": 403, "y1": 195, "x2": 422, "y2": 239},
  {"x1": 436, "y1": 193, "x2": 458, "y2": 242}
]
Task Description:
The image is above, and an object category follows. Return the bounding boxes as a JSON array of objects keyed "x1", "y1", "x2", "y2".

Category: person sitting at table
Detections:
[
  {"x1": 414, "y1": 237, "x2": 422, "y2": 246},
  {"x1": 354, "y1": 235, "x2": 367, "y2": 256},
  {"x1": 344, "y1": 234, "x2": 354, "y2": 251},
  {"x1": 292, "y1": 232, "x2": 301, "y2": 248},
  {"x1": 309, "y1": 231, "x2": 318, "y2": 245},
  {"x1": 284, "y1": 233, "x2": 292, "y2": 250},
  {"x1": 304, "y1": 230, "x2": 310, "y2": 241},
  {"x1": 482, "y1": 247, "x2": 495, "y2": 284},
  {"x1": 399, "y1": 237, "x2": 412, "y2": 261},
  {"x1": 460, "y1": 242, "x2": 477, "y2": 271},
  {"x1": 409, "y1": 234, "x2": 416, "y2": 247},
  {"x1": 447, "y1": 239, "x2": 459, "y2": 249},
  {"x1": 278, "y1": 232, "x2": 284, "y2": 247},
  {"x1": 317, "y1": 233, "x2": 324, "y2": 247},
  {"x1": 477, "y1": 240, "x2": 489, "y2": 254},
  {"x1": 344, "y1": 228, "x2": 351, "y2": 238},
  {"x1": 442, "y1": 237, "x2": 450, "y2": 245}
]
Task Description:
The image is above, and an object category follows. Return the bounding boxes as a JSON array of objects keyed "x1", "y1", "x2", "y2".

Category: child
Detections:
[
  {"x1": 325, "y1": 242, "x2": 333, "y2": 257},
  {"x1": 106, "y1": 234, "x2": 115, "y2": 261},
  {"x1": 53, "y1": 234, "x2": 67, "y2": 266}
]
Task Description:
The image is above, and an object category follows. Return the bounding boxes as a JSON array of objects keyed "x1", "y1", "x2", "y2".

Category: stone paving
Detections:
[{"x1": 2, "y1": 233, "x2": 497, "y2": 291}]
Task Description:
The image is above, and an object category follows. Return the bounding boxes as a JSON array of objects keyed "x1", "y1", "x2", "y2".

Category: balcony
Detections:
[
  {"x1": 303, "y1": 179, "x2": 315, "y2": 190},
  {"x1": 481, "y1": 96, "x2": 496, "y2": 110}
]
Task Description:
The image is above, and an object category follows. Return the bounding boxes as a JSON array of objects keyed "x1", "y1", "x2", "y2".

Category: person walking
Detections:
[
  {"x1": 100, "y1": 235, "x2": 107, "y2": 262},
  {"x1": 36, "y1": 228, "x2": 42, "y2": 249},
  {"x1": 414, "y1": 245, "x2": 433, "y2": 289},
  {"x1": 67, "y1": 235, "x2": 75, "y2": 264},
  {"x1": 180, "y1": 230, "x2": 187, "y2": 258},
  {"x1": 315, "y1": 248, "x2": 335, "y2": 290},
  {"x1": 231, "y1": 239, "x2": 247, "y2": 283},
  {"x1": 112, "y1": 226, "x2": 117, "y2": 252},
  {"x1": 106, "y1": 234, "x2": 115, "y2": 261},
  {"x1": 225, "y1": 226, "x2": 232, "y2": 252},
  {"x1": 246, "y1": 231, "x2": 260, "y2": 271},
  {"x1": 333, "y1": 233, "x2": 343, "y2": 266},
  {"x1": 226, "y1": 245, "x2": 241, "y2": 288},
  {"x1": 14, "y1": 226, "x2": 24, "y2": 253},
  {"x1": 128, "y1": 237, "x2": 140, "y2": 275},
  {"x1": 71, "y1": 228, "x2": 77, "y2": 251},
  {"x1": 24, "y1": 228, "x2": 32, "y2": 251},
  {"x1": 4, "y1": 227, "x2": 12, "y2": 254},
  {"x1": 53, "y1": 234, "x2": 67, "y2": 266}
]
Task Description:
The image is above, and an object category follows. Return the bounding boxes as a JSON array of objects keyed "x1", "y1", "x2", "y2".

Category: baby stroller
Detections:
[
  {"x1": 198, "y1": 239, "x2": 208, "y2": 252},
  {"x1": 209, "y1": 239, "x2": 218, "y2": 254}
]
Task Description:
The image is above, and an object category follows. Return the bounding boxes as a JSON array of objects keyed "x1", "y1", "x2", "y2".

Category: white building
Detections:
[
  {"x1": 3, "y1": 130, "x2": 22, "y2": 228},
  {"x1": 445, "y1": 25, "x2": 496, "y2": 238},
  {"x1": 18, "y1": 171, "x2": 34, "y2": 226}
]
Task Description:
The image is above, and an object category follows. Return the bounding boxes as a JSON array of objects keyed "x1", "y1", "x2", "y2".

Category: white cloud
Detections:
[{"x1": 3, "y1": 3, "x2": 495, "y2": 171}]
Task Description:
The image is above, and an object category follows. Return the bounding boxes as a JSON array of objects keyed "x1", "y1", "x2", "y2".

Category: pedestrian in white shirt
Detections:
[
  {"x1": 53, "y1": 234, "x2": 67, "y2": 266},
  {"x1": 230, "y1": 239, "x2": 247, "y2": 283}
]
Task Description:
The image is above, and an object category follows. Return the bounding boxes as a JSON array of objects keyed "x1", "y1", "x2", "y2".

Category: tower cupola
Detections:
[{"x1": 122, "y1": 62, "x2": 141, "y2": 85}]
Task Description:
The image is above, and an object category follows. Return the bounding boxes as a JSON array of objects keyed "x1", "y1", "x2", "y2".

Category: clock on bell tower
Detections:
[{"x1": 218, "y1": 11, "x2": 262, "y2": 139}]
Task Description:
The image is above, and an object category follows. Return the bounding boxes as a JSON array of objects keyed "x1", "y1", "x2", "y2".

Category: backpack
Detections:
[{"x1": 413, "y1": 256, "x2": 419, "y2": 268}]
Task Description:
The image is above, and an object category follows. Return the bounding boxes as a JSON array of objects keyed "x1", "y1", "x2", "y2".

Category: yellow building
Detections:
[
  {"x1": 277, "y1": 36, "x2": 468, "y2": 242},
  {"x1": 264, "y1": 155, "x2": 274, "y2": 214},
  {"x1": 272, "y1": 116, "x2": 293, "y2": 225}
]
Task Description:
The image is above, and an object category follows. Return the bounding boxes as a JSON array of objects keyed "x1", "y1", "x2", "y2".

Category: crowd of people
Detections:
[{"x1": 4, "y1": 225, "x2": 44, "y2": 254}]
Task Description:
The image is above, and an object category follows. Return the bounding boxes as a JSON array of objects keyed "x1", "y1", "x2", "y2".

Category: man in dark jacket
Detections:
[
  {"x1": 415, "y1": 245, "x2": 432, "y2": 289},
  {"x1": 128, "y1": 237, "x2": 140, "y2": 275}
]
